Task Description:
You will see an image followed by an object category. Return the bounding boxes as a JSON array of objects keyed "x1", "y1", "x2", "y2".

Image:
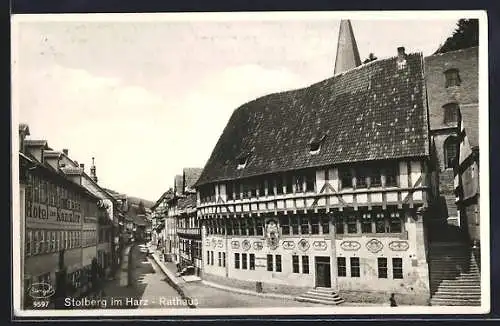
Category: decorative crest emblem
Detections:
[{"x1": 265, "y1": 219, "x2": 280, "y2": 250}]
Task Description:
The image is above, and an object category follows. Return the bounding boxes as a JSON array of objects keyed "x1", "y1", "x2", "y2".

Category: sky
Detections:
[{"x1": 12, "y1": 12, "x2": 462, "y2": 202}]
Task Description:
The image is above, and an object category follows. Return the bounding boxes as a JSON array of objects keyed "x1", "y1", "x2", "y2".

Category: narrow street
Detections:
[{"x1": 103, "y1": 244, "x2": 188, "y2": 309}]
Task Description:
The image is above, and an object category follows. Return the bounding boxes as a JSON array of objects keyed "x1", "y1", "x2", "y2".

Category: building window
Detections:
[
  {"x1": 223, "y1": 252, "x2": 226, "y2": 267},
  {"x1": 347, "y1": 214, "x2": 358, "y2": 234},
  {"x1": 292, "y1": 255, "x2": 300, "y2": 273},
  {"x1": 242, "y1": 253, "x2": 248, "y2": 270},
  {"x1": 242, "y1": 183, "x2": 249, "y2": 199},
  {"x1": 249, "y1": 253, "x2": 255, "y2": 270},
  {"x1": 340, "y1": 168, "x2": 353, "y2": 189},
  {"x1": 337, "y1": 257, "x2": 347, "y2": 277},
  {"x1": 233, "y1": 220, "x2": 240, "y2": 236},
  {"x1": 350, "y1": 257, "x2": 360, "y2": 277},
  {"x1": 235, "y1": 253, "x2": 240, "y2": 269},
  {"x1": 370, "y1": 169, "x2": 382, "y2": 187},
  {"x1": 321, "y1": 215, "x2": 330, "y2": 234},
  {"x1": 267, "y1": 254, "x2": 273, "y2": 271},
  {"x1": 300, "y1": 216, "x2": 310, "y2": 235},
  {"x1": 218, "y1": 252, "x2": 222, "y2": 267},
  {"x1": 275, "y1": 255, "x2": 282, "y2": 272},
  {"x1": 311, "y1": 216, "x2": 320, "y2": 234},
  {"x1": 393, "y1": 258, "x2": 403, "y2": 279},
  {"x1": 302, "y1": 256, "x2": 309, "y2": 274},
  {"x1": 26, "y1": 230, "x2": 32, "y2": 256},
  {"x1": 389, "y1": 211, "x2": 403, "y2": 233},
  {"x1": 280, "y1": 216, "x2": 290, "y2": 235},
  {"x1": 255, "y1": 218, "x2": 264, "y2": 236},
  {"x1": 385, "y1": 164, "x2": 399, "y2": 187},
  {"x1": 361, "y1": 213, "x2": 373, "y2": 233},
  {"x1": 234, "y1": 182, "x2": 241, "y2": 200},
  {"x1": 335, "y1": 215, "x2": 345, "y2": 234},
  {"x1": 285, "y1": 174, "x2": 293, "y2": 194},
  {"x1": 305, "y1": 171, "x2": 315, "y2": 192},
  {"x1": 444, "y1": 137, "x2": 458, "y2": 169},
  {"x1": 248, "y1": 218, "x2": 255, "y2": 236},
  {"x1": 226, "y1": 220, "x2": 233, "y2": 236},
  {"x1": 227, "y1": 182, "x2": 234, "y2": 201},
  {"x1": 295, "y1": 175, "x2": 304, "y2": 193},
  {"x1": 378, "y1": 258, "x2": 388, "y2": 278},
  {"x1": 356, "y1": 168, "x2": 368, "y2": 188},
  {"x1": 444, "y1": 68, "x2": 461, "y2": 87},
  {"x1": 276, "y1": 176, "x2": 283, "y2": 195},
  {"x1": 291, "y1": 216, "x2": 299, "y2": 235},
  {"x1": 210, "y1": 251, "x2": 214, "y2": 265},
  {"x1": 443, "y1": 103, "x2": 459, "y2": 124},
  {"x1": 207, "y1": 251, "x2": 210, "y2": 264},
  {"x1": 240, "y1": 219, "x2": 247, "y2": 236},
  {"x1": 375, "y1": 212, "x2": 387, "y2": 233},
  {"x1": 259, "y1": 179, "x2": 266, "y2": 197}
]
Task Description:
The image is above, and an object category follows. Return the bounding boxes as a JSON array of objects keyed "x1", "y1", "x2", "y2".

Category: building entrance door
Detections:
[{"x1": 315, "y1": 256, "x2": 331, "y2": 288}]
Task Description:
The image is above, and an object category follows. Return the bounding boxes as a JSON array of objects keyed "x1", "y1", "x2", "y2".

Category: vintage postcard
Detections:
[{"x1": 11, "y1": 10, "x2": 489, "y2": 318}]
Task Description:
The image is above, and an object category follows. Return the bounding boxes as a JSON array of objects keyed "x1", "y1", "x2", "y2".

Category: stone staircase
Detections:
[
  {"x1": 429, "y1": 243, "x2": 481, "y2": 306},
  {"x1": 295, "y1": 287, "x2": 345, "y2": 305}
]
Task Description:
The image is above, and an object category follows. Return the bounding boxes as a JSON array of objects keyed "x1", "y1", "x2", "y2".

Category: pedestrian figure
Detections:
[{"x1": 390, "y1": 293, "x2": 397, "y2": 307}]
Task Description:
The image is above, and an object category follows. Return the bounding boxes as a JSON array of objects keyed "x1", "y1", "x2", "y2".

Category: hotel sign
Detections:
[{"x1": 25, "y1": 201, "x2": 81, "y2": 223}]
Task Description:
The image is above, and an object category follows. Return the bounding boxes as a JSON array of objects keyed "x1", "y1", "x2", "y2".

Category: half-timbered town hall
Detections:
[{"x1": 194, "y1": 20, "x2": 437, "y2": 305}]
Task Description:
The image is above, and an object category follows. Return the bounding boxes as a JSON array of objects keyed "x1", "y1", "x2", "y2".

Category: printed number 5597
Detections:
[{"x1": 33, "y1": 301, "x2": 50, "y2": 308}]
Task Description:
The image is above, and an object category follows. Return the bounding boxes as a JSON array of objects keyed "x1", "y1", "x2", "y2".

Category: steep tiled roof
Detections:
[
  {"x1": 152, "y1": 189, "x2": 175, "y2": 210},
  {"x1": 196, "y1": 53, "x2": 428, "y2": 186},
  {"x1": 25, "y1": 139, "x2": 51, "y2": 149},
  {"x1": 177, "y1": 194, "x2": 197, "y2": 213},
  {"x1": 183, "y1": 168, "x2": 202, "y2": 192}
]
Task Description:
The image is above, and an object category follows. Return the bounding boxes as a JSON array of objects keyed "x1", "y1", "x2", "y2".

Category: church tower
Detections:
[
  {"x1": 334, "y1": 19, "x2": 362, "y2": 75},
  {"x1": 90, "y1": 157, "x2": 98, "y2": 183}
]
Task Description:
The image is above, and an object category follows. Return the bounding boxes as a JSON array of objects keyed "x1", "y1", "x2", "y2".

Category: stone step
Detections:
[
  {"x1": 295, "y1": 296, "x2": 345, "y2": 306},
  {"x1": 432, "y1": 292, "x2": 481, "y2": 299},
  {"x1": 299, "y1": 292, "x2": 344, "y2": 303},
  {"x1": 430, "y1": 298, "x2": 481, "y2": 306},
  {"x1": 313, "y1": 287, "x2": 340, "y2": 295},
  {"x1": 435, "y1": 284, "x2": 481, "y2": 289},
  {"x1": 434, "y1": 289, "x2": 481, "y2": 296}
]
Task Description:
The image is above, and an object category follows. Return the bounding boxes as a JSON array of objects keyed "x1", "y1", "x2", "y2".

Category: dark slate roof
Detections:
[
  {"x1": 151, "y1": 189, "x2": 175, "y2": 210},
  {"x1": 195, "y1": 53, "x2": 428, "y2": 187},
  {"x1": 127, "y1": 196, "x2": 155, "y2": 208},
  {"x1": 460, "y1": 104, "x2": 479, "y2": 149},
  {"x1": 177, "y1": 194, "x2": 197, "y2": 212},
  {"x1": 183, "y1": 168, "x2": 202, "y2": 192},
  {"x1": 25, "y1": 139, "x2": 51, "y2": 149}
]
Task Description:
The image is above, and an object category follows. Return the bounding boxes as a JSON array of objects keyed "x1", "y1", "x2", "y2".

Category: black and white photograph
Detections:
[{"x1": 11, "y1": 11, "x2": 489, "y2": 317}]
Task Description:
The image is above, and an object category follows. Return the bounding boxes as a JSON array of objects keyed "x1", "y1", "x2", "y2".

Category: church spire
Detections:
[
  {"x1": 334, "y1": 19, "x2": 362, "y2": 75},
  {"x1": 90, "y1": 157, "x2": 98, "y2": 183}
]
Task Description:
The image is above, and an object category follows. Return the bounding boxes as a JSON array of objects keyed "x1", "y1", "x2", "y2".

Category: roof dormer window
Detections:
[
  {"x1": 309, "y1": 134, "x2": 326, "y2": 155},
  {"x1": 237, "y1": 154, "x2": 250, "y2": 170}
]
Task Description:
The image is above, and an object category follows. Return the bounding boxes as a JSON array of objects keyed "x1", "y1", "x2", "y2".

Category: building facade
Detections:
[
  {"x1": 194, "y1": 21, "x2": 434, "y2": 304},
  {"x1": 19, "y1": 131, "x2": 104, "y2": 309}
]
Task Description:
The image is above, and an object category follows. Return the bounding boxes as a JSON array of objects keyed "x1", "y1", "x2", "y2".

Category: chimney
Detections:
[
  {"x1": 63, "y1": 149, "x2": 68, "y2": 155},
  {"x1": 396, "y1": 46, "x2": 407, "y2": 70},
  {"x1": 80, "y1": 163, "x2": 85, "y2": 169}
]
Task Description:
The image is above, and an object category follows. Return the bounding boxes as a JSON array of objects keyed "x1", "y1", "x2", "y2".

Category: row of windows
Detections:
[
  {"x1": 199, "y1": 164, "x2": 400, "y2": 204},
  {"x1": 25, "y1": 229, "x2": 97, "y2": 257},
  {"x1": 204, "y1": 211, "x2": 404, "y2": 236},
  {"x1": 267, "y1": 254, "x2": 282, "y2": 272},
  {"x1": 234, "y1": 253, "x2": 255, "y2": 270},
  {"x1": 24, "y1": 173, "x2": 98, "y2": 213},
  {"x1": 337, "y1": 257, "x2": 403, "y2": 279},
  {"x1": 206, "y1": 250, "x2": 226, "y2": 267}
]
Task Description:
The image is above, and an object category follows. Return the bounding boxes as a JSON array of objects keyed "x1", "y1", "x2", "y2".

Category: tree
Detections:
[
  {"x1": 434, "y1": 19, "x2": 479, "y2": 54},
  {"x1": 363, "y1": 53, "x2": 377, "y2": 64}
]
